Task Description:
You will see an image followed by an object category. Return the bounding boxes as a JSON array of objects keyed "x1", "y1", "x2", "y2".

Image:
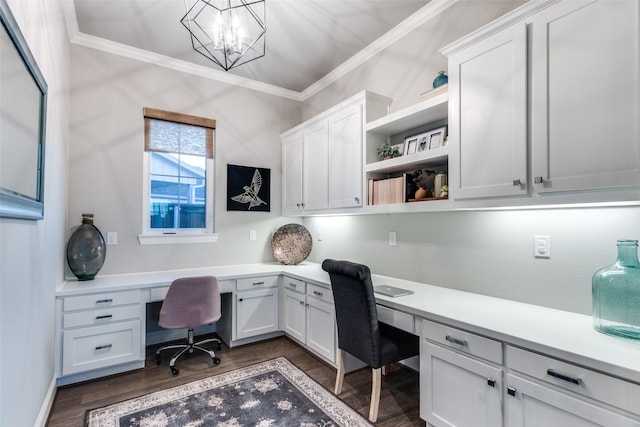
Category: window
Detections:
[{"x1": 139, "y1": 108, "x2": 217, "y2": 244}]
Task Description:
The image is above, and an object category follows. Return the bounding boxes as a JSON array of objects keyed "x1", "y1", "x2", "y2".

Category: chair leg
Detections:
[
  {"x1": 334, "y1": 349, "x2": 346, "y2": 395},
  {"x1": 369, "y1": 367, "x2": 382, "y2": 423},
  {"x1": 382, "y1": 365, "x2": 388, "y2": 376}
]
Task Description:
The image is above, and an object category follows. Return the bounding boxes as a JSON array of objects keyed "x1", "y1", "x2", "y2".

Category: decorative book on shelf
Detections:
[
  {"x1": 420, "y1": 84, "x2": 448, "y2": 101},
  {"x1": 368, "y1": 174, "x2": 413, "y2": 205}
]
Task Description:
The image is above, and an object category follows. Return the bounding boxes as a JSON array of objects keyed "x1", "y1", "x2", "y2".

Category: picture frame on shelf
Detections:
[
  {"x1": 404, "y1": 136, "x2": 418, "y2": 155},
  {"x1": 427, "y1": 126, "x2": 447, "y2": 150}
]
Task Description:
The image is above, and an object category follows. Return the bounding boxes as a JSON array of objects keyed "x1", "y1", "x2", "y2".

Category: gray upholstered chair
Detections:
[
  {"x1": 322, "y1": 259, "x2": 419, "y2": 422},
  {"x1": 155, "y1": 275, "x2": 222, "y2": 376}
]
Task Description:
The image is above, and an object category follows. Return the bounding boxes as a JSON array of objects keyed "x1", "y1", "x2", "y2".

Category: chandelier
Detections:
[{"x1": 181, "y1": 0, "x2": 266, "y2": 71}]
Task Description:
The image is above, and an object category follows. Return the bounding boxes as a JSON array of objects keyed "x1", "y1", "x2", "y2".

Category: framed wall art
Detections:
[{"x1": 227, "y1": 164, "x2": 271, "y2": 212}]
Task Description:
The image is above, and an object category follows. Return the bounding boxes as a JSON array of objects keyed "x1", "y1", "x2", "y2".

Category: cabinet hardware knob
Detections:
[
  {"x1": 512, "y1": 179, "x2": 522, "y2": 186},
  {"x1": 445, "y1": 335, "x2": 468, "y2": 347},
  {"x1": 547, "y1": 369, "x2": 582, "y2": 385},
  {"x1": 507, "y1": 387, "x2": 517, "y2": 397},
  {"x1": 95, "y1": 314, "x2": 113, "y2": 320},
  {"x1": 487, "y1": 379, "x2": 496, "y2": 387},
  {"x1": 313, "y1": 291, "x2": 323, "y2": 297},
  {"x1": 534, "y1": 176, "x2": 544, "y2": 184},
  {"x1": 239, "y1": 298, "x2": 243, "y2": 302},
  {"x1": 354, "y1": 197, "x2": 360, "y2": 203},
  {"x1": 299, "y1": 301, "x2": 305, "y2": 305},
  {"x1": 96, "y1": 298, "x2": 113, "y2": 304},
  {"x1": 305, "y1": 303, "x2": 309, "y2": 307},
  {"x1": 95, "y1": 344, "x2": 112, "y2": 351}
]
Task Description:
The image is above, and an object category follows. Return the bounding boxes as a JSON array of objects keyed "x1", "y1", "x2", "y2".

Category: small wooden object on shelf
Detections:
[{"x1": 408, "y1": 196, "x2": 448, "y2": 202}]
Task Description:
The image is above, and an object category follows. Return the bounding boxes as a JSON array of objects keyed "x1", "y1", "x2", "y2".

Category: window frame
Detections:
[{"x1": 138, "y1": 108, "x2": 218, "y2": 245}]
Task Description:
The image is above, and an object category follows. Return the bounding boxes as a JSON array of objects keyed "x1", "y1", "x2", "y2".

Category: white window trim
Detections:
[{"x1": 139, "y1": 151, "x2": 217, "y2": 245}]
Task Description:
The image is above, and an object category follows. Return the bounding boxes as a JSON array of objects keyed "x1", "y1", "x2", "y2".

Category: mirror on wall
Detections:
[{"x1": 0, "y1": 0, "x2": 47, "y2": 220}]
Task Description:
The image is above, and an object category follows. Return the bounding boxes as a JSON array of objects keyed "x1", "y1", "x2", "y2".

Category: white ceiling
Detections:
[{"x1": 67, "y1": 0, "x2": 438, "y2": 99}]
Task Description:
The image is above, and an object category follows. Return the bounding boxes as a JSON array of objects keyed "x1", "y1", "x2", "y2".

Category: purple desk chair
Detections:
[{"x1": 155, "y1": 275, "x2": 222, "y2": 376}]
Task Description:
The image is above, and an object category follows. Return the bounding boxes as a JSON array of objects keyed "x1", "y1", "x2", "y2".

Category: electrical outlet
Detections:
[
  {"x1": 534, "y1": 235, "x2": 550, "y2": 258},
  {"x1": 249, "y1": 230, "x2": 256, "y2": 241},
  {"x1": 107, "y1": 232, "x2": 117, "y2": 245},
  {"x1": 389, "y1": 231, "x2": 397, "y2": 247}
]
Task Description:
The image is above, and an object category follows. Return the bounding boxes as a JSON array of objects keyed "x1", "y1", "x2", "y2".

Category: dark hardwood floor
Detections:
[{"x1": 47, "y1": 335, "x2": 424, "y2": 426}]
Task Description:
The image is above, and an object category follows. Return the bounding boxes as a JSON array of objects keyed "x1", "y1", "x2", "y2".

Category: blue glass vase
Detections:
[
  {"x1": 432, "y1": 71, "x2": 448, "y2": 88},
  {"x1": 592, "y1": 240, "x2": 640, "y2": 340},
  {"x1": 66, "y1": 214, "x2": 106, "y2": 281}
]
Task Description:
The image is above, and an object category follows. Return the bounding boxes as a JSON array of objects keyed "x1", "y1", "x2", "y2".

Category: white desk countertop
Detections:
[{"x1": 57, "y1": 261, "x2": 640, "y2": 384}]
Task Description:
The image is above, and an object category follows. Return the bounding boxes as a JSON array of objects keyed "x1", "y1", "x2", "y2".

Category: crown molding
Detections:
[
  {"x1": 300, "y1": 0, "x2": 458, "y2": 101},
  {"x1": 62, "y1": 0, "x2": 457, "y2": 102}
]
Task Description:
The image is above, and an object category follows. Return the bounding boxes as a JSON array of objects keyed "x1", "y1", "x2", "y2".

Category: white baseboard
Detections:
[{"x1": 34, "y1": 375, "x2": 56, "y2": 427}]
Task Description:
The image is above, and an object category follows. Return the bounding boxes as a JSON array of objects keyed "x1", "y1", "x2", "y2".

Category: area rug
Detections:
[{"x1": 86, "y1": 357, "x2": 372, "y2": 427}]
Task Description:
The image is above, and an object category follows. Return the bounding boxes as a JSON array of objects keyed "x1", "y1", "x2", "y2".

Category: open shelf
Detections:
[
  {"x1": 365, "y1": 92, "x2": 448, "y2": 135},
  {"x1": 366, "y1": 145, "x2": 448, "y2": 174}
]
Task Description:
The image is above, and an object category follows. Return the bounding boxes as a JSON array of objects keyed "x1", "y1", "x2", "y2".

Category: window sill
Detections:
[{"x1": 137, "y1": 233, "x2": 219, "y2": 245}]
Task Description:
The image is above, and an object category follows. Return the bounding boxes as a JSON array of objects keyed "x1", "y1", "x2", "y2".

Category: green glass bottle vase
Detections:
[{"x1": 592, "y1": 240, "x2": 640, "y2": 340}]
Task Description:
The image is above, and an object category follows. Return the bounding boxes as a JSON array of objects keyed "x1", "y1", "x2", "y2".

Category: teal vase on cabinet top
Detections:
[
  {"x1": 592, "y1": 240, "x2": 640, "y2": 340},
  {"x1": 66, "y1": 214, "x2": 106, "y2": 281},
  {"x1": 432, "y1": 71, "x2": 448, "y2": 88}
]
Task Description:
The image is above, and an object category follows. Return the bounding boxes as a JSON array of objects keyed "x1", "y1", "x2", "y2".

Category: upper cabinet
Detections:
[
  {"x1": 529, "y1": 0, "x2": 640, "y2": 195},
  {"x1": 443, "y1": 0, "x2": 640, "y2": 205},
  {"x1": 281, "y1": 91, "x2": 391, "y2": 216}
]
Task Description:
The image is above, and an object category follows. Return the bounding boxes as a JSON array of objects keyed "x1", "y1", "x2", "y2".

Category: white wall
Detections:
[
  {"x1": 300, "y1": 0, "x2": 639, "y2": 316},
  {"x1": 0, "y1": 0, "x2": 69, "y2": 425},
  {"x1": 305, "y1": 207, "x2": 640, "y2": 315},
  {"x1": 68, "y1": 46, "x2": 302, "y2": 275}
]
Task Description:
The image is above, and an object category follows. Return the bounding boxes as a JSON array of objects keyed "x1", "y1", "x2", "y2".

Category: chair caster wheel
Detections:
[
  {"x1": 213, "y1": 357, "x2": 221, "y2": 365},
  {"x1": 170, "y1": 367, "x2": 179, "y2": 376}
]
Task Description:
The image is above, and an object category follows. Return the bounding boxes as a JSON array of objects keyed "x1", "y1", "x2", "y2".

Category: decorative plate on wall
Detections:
[{"x1": 271, "y1": 224, "x2": 312, "y2": 265}]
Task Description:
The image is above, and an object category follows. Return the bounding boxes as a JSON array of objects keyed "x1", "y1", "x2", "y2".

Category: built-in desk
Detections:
[{"x1": 55, "y1": 262, "x2": 640, "y2": 424}]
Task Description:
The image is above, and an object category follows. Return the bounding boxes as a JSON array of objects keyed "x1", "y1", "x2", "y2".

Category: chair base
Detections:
[{"x1": 155, "y1": 329, "x2": 221, "y2": 376}]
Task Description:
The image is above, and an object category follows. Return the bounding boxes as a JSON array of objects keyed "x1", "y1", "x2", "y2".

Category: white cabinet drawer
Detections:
[
  {"x1": 507, "y1": 345, "x2": 640, "y2": 417},
  {"x1": 63, "y1": 290, "x2": 142, "y2": 311},
  {"x1": 283, "y1": 277, "x2": 306, "y2": 294},
  {"x1": 63, "y1": 305, "x2": 141, "y2": 328},
  {"x1": 422, "y1": 319, "x2": 502, "y2": 364},
  {"x1": 307, "y1": 283, "x2": 333, "y2": 303},
  {"x1": 377, "y1": 304, "x2": 414, "y2": 334},
  {"x1": 62, "y1": 320, "x2": 142, "y2": 376},
  {"x1": 237, "y1": 276, "x2": 278, "y2": 291}
]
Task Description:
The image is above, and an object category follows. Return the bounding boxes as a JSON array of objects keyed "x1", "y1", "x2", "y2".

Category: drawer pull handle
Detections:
[
  {"x1": 547, "y1": 369, "x2": 582, "y2": 385},
  {"x1": 95, "y1": 314, "x2": 113, "y2": 320},
  {"x1": 253, "y1": 281, "x2": 265, "y2": 286},
  {"x1": 95, "y1": 344, "x2": 112, "y2": 351},
  {"x1": 534, "y1": 176, "x2": 544, "y2": 184},
  {"x1": 96, "y1": 298, "x2": 113, "y2": 304},
  {"x1": 487, "y1": 379, "x2": 496, "y2": 388},
  {"x1": 445, "y1": 335, "x2": 468, "y2": 347},
  {"x1": 299, "y1": 301, "x2": 305, "y2": 305},
  {"x1": 313, "y1": 291, "x2": 323, "y2": 297},
  {"x1": 507, "y1": 387, "x2": 516, "y2": 397},
  {"x1": 289, "y1": 283, "x2": 297, "y2": 288}
]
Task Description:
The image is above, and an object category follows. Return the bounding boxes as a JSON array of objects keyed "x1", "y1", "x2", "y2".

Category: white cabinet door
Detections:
[
  {"x1": 282, "y1": 288, "x2": 306, "y2": 344},
  {"x1": 420, "y1": 340, "x2": 502, "y2": 427},
  {"x1": 235, "y1": 287, "x2": 279, "y2": 340},
  {"x1": 530, "y1": 0, "x2": 640, "y2": 194},
  {"x1": 303, "y1": 121, "x2": 329, "y2": 211},
  {"x1": 328, "y1": 102, "x2": 363, "y2": 208},
  {"x1": 506, "y1": 374, "x2": 640, "y2": 427},
  {"x1": 283, "y1": 131, "x2": 304, "y2": 213},
  {"x1": 306, "y1": 296, "x2": 336, "y2": 363},
  {"x1": 448, "y1": 22, "x2": 528, "y2": 199}
]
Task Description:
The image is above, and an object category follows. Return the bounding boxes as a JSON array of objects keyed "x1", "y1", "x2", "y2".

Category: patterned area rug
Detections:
[{"x1": 86, "y1": 357, "x2": 372, "y2": 427}]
